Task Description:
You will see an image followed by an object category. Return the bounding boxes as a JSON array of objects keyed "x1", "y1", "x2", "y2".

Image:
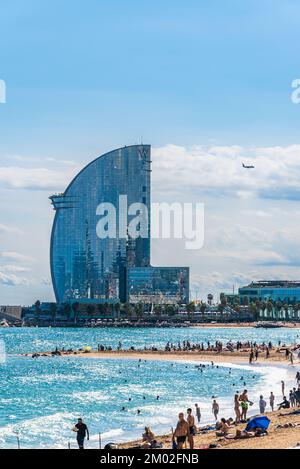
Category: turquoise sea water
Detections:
[{"x1": 0, "y1": 327, "x2": 299, "y2": 449}]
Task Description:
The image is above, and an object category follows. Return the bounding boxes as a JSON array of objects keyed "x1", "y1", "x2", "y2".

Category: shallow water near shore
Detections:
[{"x1": 0, "y1": 327, "x2": 298, "y2": 449}]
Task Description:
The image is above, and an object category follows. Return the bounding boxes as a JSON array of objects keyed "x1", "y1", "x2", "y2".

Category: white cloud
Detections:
[
  {"x1": 0, "y1": 224, "x2": 23, "y2": 235},
  {"x1": 1, "y1": 251, "x2": 35, "y2": 263},
  {"x1": 0, "y1": 166, "x2": 77, "y2": 191},
  {"x1": 0, "y1": 272, "x2": 29, "y2": 286},
  {"x1": 0, "y1": 265, "x2": 31, "y2": 273},
  {"x1": 152, "y1": 143, "x2": 300, "y2": 200}
]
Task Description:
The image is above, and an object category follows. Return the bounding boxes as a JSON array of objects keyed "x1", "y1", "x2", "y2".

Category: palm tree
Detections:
[
  {"x1": 200, "y1": 302, "x2": 206, "y2": 322},
  {"x1": 124, "y1": 302, "x2": 132, "y2": 320},
  {"x1": 97, "y1": 303, "x2": 104, "y2": 318},
  {"x1": 114, "y1": 302, "x2": 121, "y2": 320},
  {"x1": 135, "y1": 303, "x2": 143, "y2": 320},
  {"x1": 34, "y1": 300, "x2": 41, "y2": 321},
  {"x1": 154, "y1": 304, "x2": 162, "y2": 319},
  {"x1": 266, "y1": 301, "x2": 274, "y2": 320},
  {"x1": 72, "y1": 302, "x2": 80, "y2": 324},
  {"x1": 283, "y1": 303, "x2": 289, "y2": 321},
  {"x1": 87, "y1": 304, "x2": 95, "y2": 316},
  {"x1": 50, "y1": 303, "x2": 57, "y2": 323},
  {"x1": 186, "y1": 301, "x2": 196, "y2": 322},
  {"x1": 165, "y1": 304, "x2": 175, "y2": 317}
]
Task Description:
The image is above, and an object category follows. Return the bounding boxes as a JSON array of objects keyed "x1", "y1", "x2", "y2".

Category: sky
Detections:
[{"x1": 1, "y1": 0, "x2": 300, "y2": 304}]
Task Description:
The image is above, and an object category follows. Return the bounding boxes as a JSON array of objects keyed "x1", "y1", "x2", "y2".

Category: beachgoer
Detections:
[
  {"x1": 187, "y1": 408, "x2": 195, "y2": 449},
  {"x1": 173, "y1": 413, "x2": 189, "y2": 449},
  {"x1": 277, "y1": 396, "x2": 290, "y2": 410},
  {"x1": 234, "y1": 392, "x2": 241, "y2": 423},
  {"x1": 281, "y1": 380, "x2": 285, "y2": 396},
  {"x1": 195, "y1": 403, "x2": 201, "y2": 424},
  {"x1": 259, "y1": 395, "x2": 267, "y2": 414},
  {"x1": 141, "y1": 427, "x2": 155, "y2": 448},
  {"x1": 269, "y1": 392, "x2": 275, "y2": 411},
  {"x1": 73, "y1": 418, "x2": 89, "y2": 450},
  {"x1": 239, "y1": 390, "x2": 250, "y2": 421},
  {"x1": 216, "y1": 418, "x2": 230, "y2": 436},
  {"x1": 212, "y1": 399, "x2": 219, "y2": 421}
]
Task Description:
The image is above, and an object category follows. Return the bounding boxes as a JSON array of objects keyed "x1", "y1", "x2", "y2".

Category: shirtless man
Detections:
[
  {"x1": 212, "y1": 399, "x2": 219, "y2": 421},
  {"x1": 195, "y1": 403, "x2": 201, "y2": 424},
  {"x1": 239, "y1": 389, "x2": 250, "y2": 421},
  {"x1": 173, "y1": 413, "x2": 189, "y2": 449},
  {"x1": 187, "y1": 408, "x2": 195, "y2": 449}
]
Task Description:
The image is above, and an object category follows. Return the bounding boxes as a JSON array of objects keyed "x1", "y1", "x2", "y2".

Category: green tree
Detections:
[
  {"x1": 186, "y1": 301, "x2": 196, "y2": 321},
  {"x1": 135, "y1": 302, "x2": 143, "y2": 320},
  {"x1": 34, "y1": 300, "x2": 41, "y2": 322},
  {"x1": 124, "y1": 302, "x2": 132, "y2": 319},
  {"x1": 50, "y1": 303, "x2": 57, "y2": 323},
  {"x1": 200, "y1": 302, "x2": 206, "y2": 322},
  {"x1": 114, "y1": 302, "x2": 121, "y2": 320},
  {"x1": 154, "y1": 304, "x2": 162, "y2": 318},
  {"x1": 87, "y1": 304, "x2": 95, "y2": 316}
]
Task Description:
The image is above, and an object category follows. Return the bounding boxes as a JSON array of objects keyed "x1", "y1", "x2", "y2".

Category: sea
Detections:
[{"x1": 0, "y1": 326, "x2": 299, "y2": 449}]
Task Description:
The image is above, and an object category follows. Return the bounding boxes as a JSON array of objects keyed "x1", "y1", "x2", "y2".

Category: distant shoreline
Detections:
[{"x1": 22, "y1": 348, "x2": 300, "y2": 365}]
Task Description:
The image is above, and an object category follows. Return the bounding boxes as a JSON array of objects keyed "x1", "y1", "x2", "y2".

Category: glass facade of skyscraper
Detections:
[
  {"x1": 127, "y1": 267, "x2": 189, "y2": 304},
  {"x1": 50, "y1": 145, "x2": 189, "y2": 305}
]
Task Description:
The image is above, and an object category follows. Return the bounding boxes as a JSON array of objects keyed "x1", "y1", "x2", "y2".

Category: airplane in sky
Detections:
[{"x1": 242, "y1": 163, "x2": 255, "y2": 169}]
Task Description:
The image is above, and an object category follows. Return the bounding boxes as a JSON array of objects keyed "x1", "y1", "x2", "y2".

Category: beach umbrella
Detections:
[{"x1": 245, "y1": 416, "x2": 270, "y2": 432}]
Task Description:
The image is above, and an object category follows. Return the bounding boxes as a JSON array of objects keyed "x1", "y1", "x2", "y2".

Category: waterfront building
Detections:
[
  {"x1": 239, "y1": 280, "x2": 300, "y2": 304},
  {"x1": 49, "y1": 145, "x2": 189, "y2": 305}
]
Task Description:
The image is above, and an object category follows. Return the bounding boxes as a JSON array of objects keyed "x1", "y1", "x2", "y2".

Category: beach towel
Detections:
[{"x1": 245, "y1": 416, "x2": 270, "y2": 432}]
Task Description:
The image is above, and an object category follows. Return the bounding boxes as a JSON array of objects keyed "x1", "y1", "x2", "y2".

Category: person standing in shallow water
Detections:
[
  {"x1": 212, "y1": 399, "x2": 219, "y2": 421},
  {"x1": 195, "y1": 403, "x2": 201, "y2": 424},
  {"x1": 73, "y1": 418, "x2": 89, "y2": 449}
]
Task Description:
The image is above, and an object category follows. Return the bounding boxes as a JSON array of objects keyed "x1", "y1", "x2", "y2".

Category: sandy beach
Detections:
[
  {"x1": 24, "y1": 345, "x2": 300, "y2": 449},
  {"x1": 32, "y1": 347, "x2": 299, "y2": 365},
  {"x1": 117, "y1": 408, "x2": 300, "y2": 450}
]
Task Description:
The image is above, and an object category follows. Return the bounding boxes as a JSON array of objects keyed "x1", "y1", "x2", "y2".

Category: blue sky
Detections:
[{"x1": 1, "y1": 1, "x2": 300, "y2": 304}]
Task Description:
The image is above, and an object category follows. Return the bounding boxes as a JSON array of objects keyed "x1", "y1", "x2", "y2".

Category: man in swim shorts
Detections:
[
  {"x1": 173, "y1": 412, "x2": 190, "y2": 449},
  {"x1": 187, "y1": 408, "x2": 195, "y2": 449}
]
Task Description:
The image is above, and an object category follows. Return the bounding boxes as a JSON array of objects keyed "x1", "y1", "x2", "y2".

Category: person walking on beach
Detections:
[
  {"x1": 269, "y1": 392, "x2": 275, "y2": 411},
  {"x1": 73, "y1": 418, "x2": 89, "y2": 450},
  {"x1": 212, "y1": 399, "x2": 219, "y2": 421},
  {"x1": 195, "y1": 403, "x2": 201, "y2": 424},
  {"x1": 259, "y1": 395, "x2": 267, "y2": 414},
  {"x1": 281, "y1": 380, "x2": 285, "y2": 397},
  {"x1": 173, "y1": 413, "x2": 189, "y2": 449},
  {"x1": 187, "y1": 408, "x2": 195, "y2": 449}
]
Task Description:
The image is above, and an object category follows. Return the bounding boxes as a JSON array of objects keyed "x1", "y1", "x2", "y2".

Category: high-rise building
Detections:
[{"x1": 50, "y1": 145, "x2": 189, "y2": 304}]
